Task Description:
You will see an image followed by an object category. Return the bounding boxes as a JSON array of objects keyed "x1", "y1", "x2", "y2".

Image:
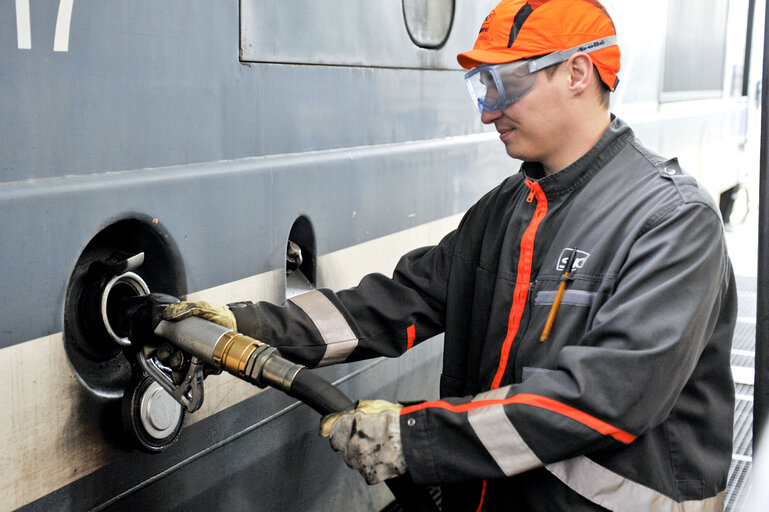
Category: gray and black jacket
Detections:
[{"x1": 230, "y1": 117, "x2": 736, "y2": 511}]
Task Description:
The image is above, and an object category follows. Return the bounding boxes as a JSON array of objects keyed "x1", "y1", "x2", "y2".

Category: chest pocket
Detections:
[
  {"x1": 515, "y1": 280, "x2": 601, "y2": 374},
  {"x1": 535, "y1": 289, "x2": 596, "y2": 308}
]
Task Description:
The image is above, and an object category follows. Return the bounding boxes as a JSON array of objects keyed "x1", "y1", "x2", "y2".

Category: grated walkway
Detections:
[
  {"x1": 725, "y1": 275, "x2": 756, "y2": 511},
  {"x1": 723, "y1": 205, "x2": 759, "y2": 511}
]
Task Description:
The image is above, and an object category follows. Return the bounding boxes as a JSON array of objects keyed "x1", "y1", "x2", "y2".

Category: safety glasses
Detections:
[
  {"x1": 465, "y1": 60, "x2": 537, "y2": 113},
  {"x1": 464, "y1": 35, "x2": 618, "y2": 112}
]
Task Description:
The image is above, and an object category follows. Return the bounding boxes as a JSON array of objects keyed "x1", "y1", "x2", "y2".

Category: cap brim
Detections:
[{"x1": 457, "y1": 49, "x2": 535, "y2": 70}]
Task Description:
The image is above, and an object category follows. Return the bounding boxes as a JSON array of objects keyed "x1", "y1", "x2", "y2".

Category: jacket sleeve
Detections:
[
  {"x1": 399, "y1": 201, "x2": 735, "y2": 484},
  {"x1": 228, "y1": 228, "x2": 458, "y2": 368}
]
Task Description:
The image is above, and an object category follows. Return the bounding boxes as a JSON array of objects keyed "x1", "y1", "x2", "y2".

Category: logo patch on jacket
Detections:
[{"x1": 557, "y1": 248, "x2": 590, "y2": 271}]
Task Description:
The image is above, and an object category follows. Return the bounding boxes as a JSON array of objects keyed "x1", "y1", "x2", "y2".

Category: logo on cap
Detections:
[{"x1": 478, "y1": 10, "x2": 496, "y2": 39}]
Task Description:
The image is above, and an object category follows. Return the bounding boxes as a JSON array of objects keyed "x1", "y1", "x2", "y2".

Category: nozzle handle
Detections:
[
  {"x1": 154, "y1": 317, "x2": 304, "y2": 392},
  {"x1": 154, "y1": 316, "x2": 230, "y2": 365}
]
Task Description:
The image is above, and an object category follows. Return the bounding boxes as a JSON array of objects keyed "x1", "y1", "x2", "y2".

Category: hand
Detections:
[
  {"x1": 320, "y1": 400, "x2": 407, "y2": 484},
  {"x1": 161, "y1": 301, "x2": 237, "y2": 332}
]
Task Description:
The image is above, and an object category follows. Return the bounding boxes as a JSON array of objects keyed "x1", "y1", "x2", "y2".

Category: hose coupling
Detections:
[
  {"x1": 212, "y1": 331, "x2": 265, "y2": 380},
  {"x1": 153, "y1": 316, "x2": 303, "y2": 395},
  {"x1": 246, "y1": 345, "x2": 303, "y2": 392},
  {"x1": 209, "y1": 330, "x2": 302, "y2": 391}
]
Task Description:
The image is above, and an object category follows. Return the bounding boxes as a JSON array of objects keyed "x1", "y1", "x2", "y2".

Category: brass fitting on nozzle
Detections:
[
  {"x1": 212, "y1": 331, "x2": 264, "y2": 380},
  {"x1": 153, "y1": 316, "x2": 303, "y2": 392}
]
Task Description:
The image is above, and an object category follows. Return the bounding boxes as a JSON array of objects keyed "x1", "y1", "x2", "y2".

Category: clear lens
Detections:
[{"x1": 465, "y1": 60, "x2": 537, "y2": 112}]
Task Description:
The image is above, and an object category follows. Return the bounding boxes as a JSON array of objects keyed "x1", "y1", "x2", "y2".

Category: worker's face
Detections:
[{"x1": 480, "y1": 62, "x2": 570, "y2": 171}]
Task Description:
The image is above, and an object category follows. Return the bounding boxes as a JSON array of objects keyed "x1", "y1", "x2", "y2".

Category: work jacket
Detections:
[{"x1": 230, "y1": 117, "x2": 737, "y2": 511}]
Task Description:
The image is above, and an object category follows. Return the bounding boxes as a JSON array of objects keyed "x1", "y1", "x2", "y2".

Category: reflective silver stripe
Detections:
[
  {"x1": 467, "y1": 386, "x2": 543, "y2": 476},
  {"x1": 535, "y1": 290, "x2": 596, "y2": 307},
  {"x1": 545, "y1": 456, "x2": 725, "y2": 512},
  {"x1": 289, "y1": 290, "x2": 358, "y2": 366}
]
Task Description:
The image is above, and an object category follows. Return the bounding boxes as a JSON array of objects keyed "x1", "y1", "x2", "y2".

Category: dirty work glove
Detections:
[
  {"x1": 162, "y1": 301, "x2": 237, "y2": 332},
  {"x1": 320, "y1": 399, "x2": 407, "y2": 485}
]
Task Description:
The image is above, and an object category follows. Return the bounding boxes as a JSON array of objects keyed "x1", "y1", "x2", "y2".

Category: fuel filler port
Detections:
[{"x1": 65, "y1": 221, "x2": 188, "y2": 452}]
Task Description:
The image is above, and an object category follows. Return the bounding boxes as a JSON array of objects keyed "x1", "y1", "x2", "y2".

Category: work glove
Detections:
[
  {"x1": 161, "y1": 301, "x2": 237, "y2": 332},
  {"x1": 320, "y1": 399, "x2": 407, "y2": 485}
]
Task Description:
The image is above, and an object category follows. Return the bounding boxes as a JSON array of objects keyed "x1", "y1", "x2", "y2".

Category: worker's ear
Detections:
[{"x1": 567, "y1": 53, "x2": 593, "y2": 95}]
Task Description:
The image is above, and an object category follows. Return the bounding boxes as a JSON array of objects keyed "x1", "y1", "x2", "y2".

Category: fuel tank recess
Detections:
[
  {"x1": 64, "y1": 217, "x2": 186, "y2": 399},
  {"x1": 286, "y1": 215, "x2": 317, "y2": 297}
]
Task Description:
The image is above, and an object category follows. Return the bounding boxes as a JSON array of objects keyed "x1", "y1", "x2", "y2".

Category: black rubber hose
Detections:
[
  {"x1": 287, "y1": 368, "x2": 355, "y2": 415},
  {"x1": 288, "y1": 368, "x2": 439, "y2": 512}
]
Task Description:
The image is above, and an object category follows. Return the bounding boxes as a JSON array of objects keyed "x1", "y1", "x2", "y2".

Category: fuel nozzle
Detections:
[
  {"x1": 152, "y1": 316, "x2": 361, "y2": 419},
  {"x1": 118, "y1": 292, "x2": 180, "y2": 346},
  {"x1": 113, "y1": 293, "x2": 211, "y2": 415},
  {"x1": 117, "y1": 293, "x2": 303, "y2": 416},
  {"x1": 153, "y1": 316, "x2": 303, "y2": 394},
  {"x1": 117, "y1": 296, "x2": 341, "y2": 452},
  {"x1": 110, "y1": 292, "x2": 217, "y2": 452}
]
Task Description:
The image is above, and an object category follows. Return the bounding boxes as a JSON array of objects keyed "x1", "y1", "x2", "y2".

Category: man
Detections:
[{"x1": 164, "y1": 1, "x2": 736, "y2": 510}]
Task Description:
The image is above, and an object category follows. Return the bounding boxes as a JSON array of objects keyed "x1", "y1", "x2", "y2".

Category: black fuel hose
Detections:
[
  {"x1": 287, "y1": 368, "x2": 355, "y2": 414},
  {"x1": 287, "y1": 368, "x2": 439, "y2": 512},
  {"x1": 148, "y1": 316, "x2": 438, "y2": 511}
]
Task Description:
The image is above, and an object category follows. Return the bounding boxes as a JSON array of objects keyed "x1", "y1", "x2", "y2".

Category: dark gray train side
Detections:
[{"x1": 0, "y1": 1, "x2": 757, "y2": 510}]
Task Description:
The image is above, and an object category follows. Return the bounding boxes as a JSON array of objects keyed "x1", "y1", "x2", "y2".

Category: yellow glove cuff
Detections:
[{"x1": 319, "y1": 399, "x2": 402, "y2": 437}]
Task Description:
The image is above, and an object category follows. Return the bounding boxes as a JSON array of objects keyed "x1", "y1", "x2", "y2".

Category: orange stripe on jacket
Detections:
[
  {"x1": 406, "y1": 324, "x2": 416, "y2": 350},
  {"x1": 475, "y1": 480, "x2": 488, "y2": 512},
  {"x1": 401, "y1": 393, "x2": 636, "y2": 445},
  {"x1": 491, "y1": 180, "x2": 548, "y2": 389}
]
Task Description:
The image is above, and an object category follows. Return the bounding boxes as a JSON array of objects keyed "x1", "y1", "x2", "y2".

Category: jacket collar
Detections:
[{"x1": 520, "y1": 115, "x2": 634, "y2": 197}]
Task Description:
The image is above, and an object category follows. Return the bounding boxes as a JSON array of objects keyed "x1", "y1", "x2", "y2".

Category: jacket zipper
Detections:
[
  {"x1": 477, "y1": 180, "x2": 548, "y2": 512},
  {"x1": 477, "y1": 179, "x2": 548, "y2": 512},
  {"x1": 490, "y1": 179, "x2": 548, "y2": 390}
]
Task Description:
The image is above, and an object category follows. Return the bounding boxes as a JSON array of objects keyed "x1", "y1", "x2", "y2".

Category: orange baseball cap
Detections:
[{"x1": 457, "y1": 0, "x2": 621, "y2": 91}]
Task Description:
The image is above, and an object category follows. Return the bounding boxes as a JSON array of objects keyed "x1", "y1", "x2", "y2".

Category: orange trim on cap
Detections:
[
  {"x1": 400, "y1": 393, "x2": 636, "y2": 445},
  {"x1": 406, "y1": 324, "x2": 416, "y2": 350},
  {"x1": 457, "y1": 0, "x2": 621, "y2": 91},
  {"x1": 490, "y1": 180, "x2": 547, "y2": 390}
]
